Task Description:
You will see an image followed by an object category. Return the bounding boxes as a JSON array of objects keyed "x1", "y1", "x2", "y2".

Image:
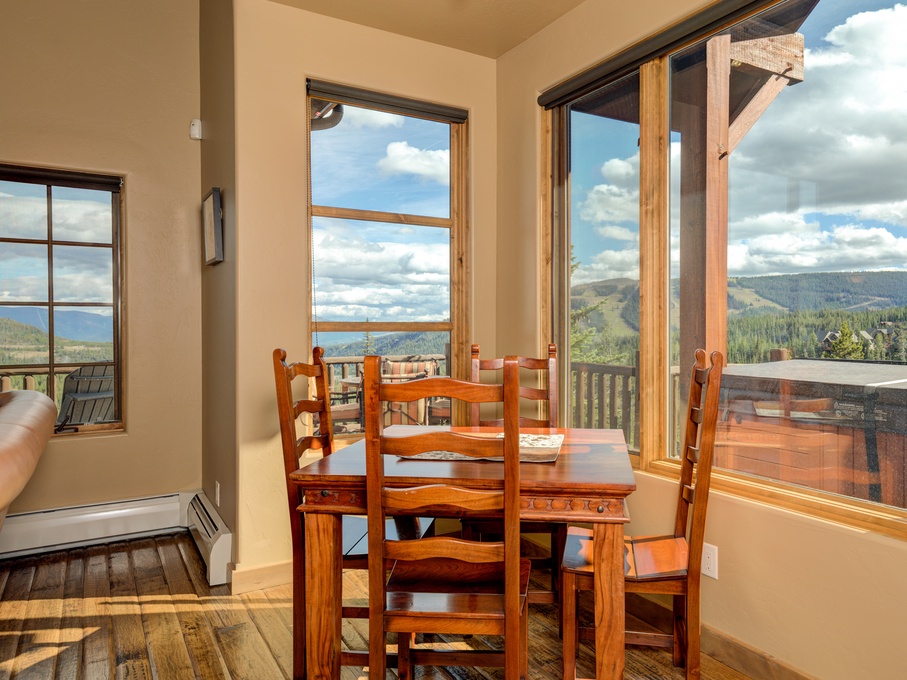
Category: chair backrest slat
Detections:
[
  {"x1": 672, "y1": 349, "x2": 724, "y2": 576},
  {"x1": 363, "y1": 353, "x2": 522, "y2": 670},
  {"x1": 469, "y1": 343, "x2": 558, "y2": 427},
  {"x1": 272, "y1": 347, "x2": 335, "y2": 522}
]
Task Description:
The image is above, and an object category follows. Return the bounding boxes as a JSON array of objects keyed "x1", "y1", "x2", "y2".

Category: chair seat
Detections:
[{"x1": 562, "y1": 526, "x2": 690, "y2": 582}]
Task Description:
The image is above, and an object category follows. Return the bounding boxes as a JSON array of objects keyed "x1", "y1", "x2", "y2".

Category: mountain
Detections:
[
  {"x1": 728, "y1": 271, "x2": 907, "y2": 313},
  {"x1": 0, "y1": 307, "x2": 111, "y2": 342},
  {"x1": 572, "y1": 271, "x2": 907, "y2": 326},
  {"x1": 322, "y1": 331, "x2": 448, "y2": 357}
]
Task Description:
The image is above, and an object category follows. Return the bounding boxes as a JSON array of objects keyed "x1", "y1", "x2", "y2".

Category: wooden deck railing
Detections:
[{"x1": 569, "y1": 359, "x2": 641, "y2": 453}]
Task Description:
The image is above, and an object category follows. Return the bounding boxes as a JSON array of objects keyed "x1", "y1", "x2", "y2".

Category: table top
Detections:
[{"x1": 291, "y1": 426, "x2": 636, "y2": 503}]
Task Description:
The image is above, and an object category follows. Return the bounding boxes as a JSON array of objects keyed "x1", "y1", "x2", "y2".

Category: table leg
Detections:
[
  {"x1": 593, "y1": 522, "x2": 625, "y2": 679},
  {"x1": 304, "y1": 513, "x2": 342, "y2": 679}
]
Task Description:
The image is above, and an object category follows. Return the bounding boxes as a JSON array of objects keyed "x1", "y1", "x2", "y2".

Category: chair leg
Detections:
[
  {"x1": 673, "y1": 593, "x2": 685, "y2": 667},
  {"x1": 521, "y1": 600, "x2": 529, "y2": 679},
  {"x1": 685, "y1": 592, "x2": 701, "y2": 680},
  {"x1": 561, "y1": 570, "x2": 577, "y2": 680},
  {"x1": 553, "y1": 523, "x2": 567, "y2": 634},
  {"x1": 397, "y1": 632, "x2": 413, "y2": 680}
]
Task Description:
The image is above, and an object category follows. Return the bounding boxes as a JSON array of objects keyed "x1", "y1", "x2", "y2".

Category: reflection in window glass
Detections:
[
  {"x1": 52, "y1": 187, "x2": 113, "y2": 244},
  {"x1": 312, "y1": 217, "x2": 450, "y2": 323},
  {"x1": 670, "y1": 0, "x2": 907, "y2": 510},
  {"x1": 565, "y1": 73, "x2": 641, "y2": 449},
  {"x1": 0, "y1": 181, "x2": 47, "y2": 240},
  {"x1": 310, "y1": 103, "x2": 451, "y2": 218}
]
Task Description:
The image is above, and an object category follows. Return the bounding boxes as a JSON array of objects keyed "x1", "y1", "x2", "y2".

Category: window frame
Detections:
[
  {"x1": 0, "y1": 162, "x2": 124, "y2": 435},
  {"x1": 305, "y1": 84, "x2": 471, "y2": 412},
  {"x1": 543, "y1": 0, "x2": 907, "y2": 540}
]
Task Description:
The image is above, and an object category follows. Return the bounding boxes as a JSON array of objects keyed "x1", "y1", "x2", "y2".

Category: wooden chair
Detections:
[
  {"x1": 363, "y1": 354, "x2": 530, "y2": 678},
  {"x1": 462, "y1": 343, "x2": 563, "y2": 606},
  {"x1": 560, "y1": 349, "x2": 725, "y2": 680},
  {"x1": 272, "y1": 347, "x2": 426, "y2": 675},
  {"x1": 470, "y1": 343, "x2": 558, "y2": 428}
]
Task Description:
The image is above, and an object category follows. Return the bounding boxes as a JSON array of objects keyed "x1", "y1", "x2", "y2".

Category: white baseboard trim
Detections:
[
  {"x1": 230, "y1": 559, "x2": 292, "y2": 595},
  {"x1": 0, "y1": 493, "x2": 192, "y2": 558}
]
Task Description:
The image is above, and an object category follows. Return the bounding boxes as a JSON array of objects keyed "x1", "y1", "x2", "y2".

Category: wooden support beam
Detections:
[
  {"x1": 728, "y1": 74, "x2": 790, "y2": 153},
  {"x1": 729, "y1": 33, "x2": 804, "y2": 82}
]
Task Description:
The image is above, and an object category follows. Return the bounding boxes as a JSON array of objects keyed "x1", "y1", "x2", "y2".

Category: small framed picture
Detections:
[{"x1": 203, "y1": 187, "x2": 223, "y2": 265}]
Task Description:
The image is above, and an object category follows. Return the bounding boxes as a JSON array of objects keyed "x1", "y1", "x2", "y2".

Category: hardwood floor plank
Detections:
[
  {"x1": 175, "y1": 537, "x2": 285, "y2": 679},
  {"x1": 239, "y1": 588, "x2": 293, "y2": 677},
  {"x1": 129, "y1": 539, "x2": 196, "y2": 679},
  {"x1": 12, "y1": 554, "x2": 66, "y2": 679},
  {"x1": 155, "y1": 534, "x2": 229, "y2": 680},
  {"x1": 80, "y1": 545, "x2": 112, "y2": 680},
  {"x1": 106, "y1": 542, "x2": 152, "y2": 680},
  {"x1": 53, "y1": 550, "x2": 85, "y2": 680},
  {"x1": 0, "y1": 558, "x2": 36, "y2": 680}
]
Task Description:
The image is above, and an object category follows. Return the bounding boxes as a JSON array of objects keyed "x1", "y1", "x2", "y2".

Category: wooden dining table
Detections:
[{"x1": 289, "y1": 425, "x2": 636, "y2": 679}]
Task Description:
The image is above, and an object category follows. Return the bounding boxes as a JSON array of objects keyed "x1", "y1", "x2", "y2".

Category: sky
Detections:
[
  {"x1": 310, "y1": 105, "x2": 453, "y2": 322},
  {"x1": 569, "y1": 0, "x2": 907, "y2": 284},
  {"x1": 0, "y1": 183, "x2": 114, "y2": 312}
]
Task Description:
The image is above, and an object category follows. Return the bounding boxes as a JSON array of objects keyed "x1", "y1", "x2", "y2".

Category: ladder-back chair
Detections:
[
  {"x1": 560, "y1": 349, "x2": 725, "y2": 680},
  {"x1": 463, "y1": 343, "x2": 563, "y2": 606},
  {"x1": 363, "y1": 354, "x2": 530, "y2": 678},
  {"x1": 272, "y1": 347, "x2": 425, "y2": 676}
]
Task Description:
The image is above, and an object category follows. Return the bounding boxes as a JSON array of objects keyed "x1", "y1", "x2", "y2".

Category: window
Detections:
[
  {"x1": 0, "y1": 164, "x2": 122, "y2": 433},
  {"x1": 546, "y1": 0, "x2": 907, "y2": 536},
  {"x1": 555, "y1": 74, "x2": 641, "y2": 450},
  {"x1": 307, "y1": 82, "x2": 469, "y2": 434}
]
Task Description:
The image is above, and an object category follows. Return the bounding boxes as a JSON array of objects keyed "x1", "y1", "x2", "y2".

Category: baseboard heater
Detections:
[{"x1": 0, "y1": 491, "x2": 232, "y2": 586}]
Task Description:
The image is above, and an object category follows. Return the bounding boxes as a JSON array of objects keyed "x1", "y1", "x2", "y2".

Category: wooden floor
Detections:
[{"x1": 0, "y1": 531, "x2": 751, "y2": 679}]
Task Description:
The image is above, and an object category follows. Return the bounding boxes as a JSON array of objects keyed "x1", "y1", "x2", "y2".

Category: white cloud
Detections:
[
  {"x1": 728, "y1": 222, "x2": 907, "y2": 277},
  {"x1": 595, "y1": 225, "x2": 637, "y2": 241},
  {"x1": 342, "y1": 107, "x2": 405, "y2": 129},
  {"x1": 573, "y1": 248, "x2": 640, "y2": 284},
  {"x1": 578, "y1": 183, "x2": 639, "y2": 224},
  {"x1": 378, "y1": 141, "x2": 450, "y2": 186},
  {"x1": 313, "y1": 231, "x2": 450, "y2": 321}
]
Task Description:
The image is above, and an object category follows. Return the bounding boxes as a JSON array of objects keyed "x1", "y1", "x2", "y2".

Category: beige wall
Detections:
[
  {"x1": 200, "y1": 0, "x2": 239, "y2": 537},
  {"x1": 1, "y1": 1, "x2": 203, "y2": 511},
  {"x1": 496, "y1": 1, "x2": 907, "y2": 678},
  {"x1": 228, "y1": 0, "x2": 497, "y2": 575}
]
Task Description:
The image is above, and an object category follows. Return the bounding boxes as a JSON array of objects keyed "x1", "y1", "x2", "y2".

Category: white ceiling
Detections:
[{"x1": 269, "y1": 0, "x2": 589, "y2": 58}]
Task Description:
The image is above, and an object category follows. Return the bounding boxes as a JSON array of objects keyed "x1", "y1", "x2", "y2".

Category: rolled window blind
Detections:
[{"x1": 307, "y1": 79, "x2": 468, "y2": 123}]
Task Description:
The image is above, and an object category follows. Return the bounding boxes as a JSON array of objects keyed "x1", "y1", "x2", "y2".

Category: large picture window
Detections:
[
  {"x1": 307, "y1": 82, "x2": 469, "y2": 434},
  {"x1": 547, "y1": 0, "x2": 907, "y2": 536},
  {"x1": 0, "y1": 164, "x2": 122, "y2": 433}
]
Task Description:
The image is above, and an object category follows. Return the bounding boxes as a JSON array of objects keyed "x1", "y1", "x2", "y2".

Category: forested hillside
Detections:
[
  {"x1": 570, "y1": 271, "x2": 907, "y2": 366},
  {"x1": 0, "y1": 318, "x2": 113, "y2": 365}
]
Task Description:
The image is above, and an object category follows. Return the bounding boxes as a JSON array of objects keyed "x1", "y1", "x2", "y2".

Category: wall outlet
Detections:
[
  {"x1": 702, "y1": 542, "x2": 718, "y2": 579},
  {"x1": 215, "y1": 481, "x2": 220, "y2": 507}
]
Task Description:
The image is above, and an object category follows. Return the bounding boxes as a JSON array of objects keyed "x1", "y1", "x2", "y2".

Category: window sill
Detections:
[{"x1": 644, "y1": 457, "x2": 907, "y2": 541}]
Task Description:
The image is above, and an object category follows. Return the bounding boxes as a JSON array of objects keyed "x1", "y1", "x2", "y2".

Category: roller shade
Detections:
[{"x1": 308, "y1": 79, "x2": 468, "y2": 123}]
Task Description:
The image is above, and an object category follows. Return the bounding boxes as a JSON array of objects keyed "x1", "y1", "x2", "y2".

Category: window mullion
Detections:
[{"x1": 638, "y1": 56, "x2": 671, "y2": 467}]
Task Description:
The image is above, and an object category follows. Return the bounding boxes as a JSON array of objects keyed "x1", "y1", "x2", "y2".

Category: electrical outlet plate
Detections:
[
  {"x1": 702, "y1": 542, "x2": 718, "y2": 579},
  {"x1": 215, "y1": 481, "x2": 221, "y2": 507}
]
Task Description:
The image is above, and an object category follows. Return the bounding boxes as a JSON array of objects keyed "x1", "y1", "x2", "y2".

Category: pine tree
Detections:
[{"x1": 825, "y1": 321, "x2": 864, "y2": 360}]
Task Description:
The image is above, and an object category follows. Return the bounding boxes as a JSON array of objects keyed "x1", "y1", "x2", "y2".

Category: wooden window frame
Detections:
[
  {"x1": 543, "y1": 0, "x2": 907, "y2": 540},
  {"x1": 0, "y1": 163, "x2": 124, "y2": 435},
  {"x1": 305, "y1": 87, "x2": 471, "y2": 400}
]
